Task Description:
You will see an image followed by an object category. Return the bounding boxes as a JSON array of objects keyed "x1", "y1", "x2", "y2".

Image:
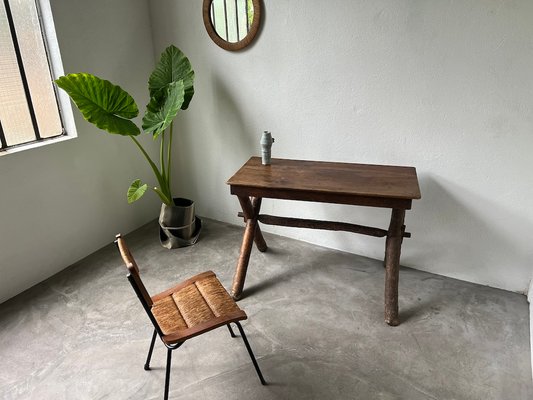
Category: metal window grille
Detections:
[{"x1": 0, "y1": 0, "x2": 64, "y2": 152}]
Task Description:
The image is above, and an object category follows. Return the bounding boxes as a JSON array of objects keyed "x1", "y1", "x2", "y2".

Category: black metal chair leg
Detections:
[
  {"x1": 234, "y1": 322, "x2": 266, "y2": 385},
  {"x1": 164, "y1": 348, "x2": 172, "y2": 400},
  {"x1": 144, "y1": 329, "x2": 157, "y2": 371},
  {"x1": 227, "y1": 323, "x2": 236, "y2": 338}
]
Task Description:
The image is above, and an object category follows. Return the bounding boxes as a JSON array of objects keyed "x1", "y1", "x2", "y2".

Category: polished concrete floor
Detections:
[{"x1": 1, "y1": 219, "x2": 531, "y2": 399}]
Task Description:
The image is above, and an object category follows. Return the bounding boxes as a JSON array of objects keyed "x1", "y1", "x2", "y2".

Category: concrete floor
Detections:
[{"x1": 0, "y1": 219, "x2": 531, "y2": 400}]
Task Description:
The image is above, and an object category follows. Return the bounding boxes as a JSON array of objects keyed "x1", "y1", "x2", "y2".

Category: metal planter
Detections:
[{"x1": 159, "y1": 198, "x2": 201, "y2": 249}]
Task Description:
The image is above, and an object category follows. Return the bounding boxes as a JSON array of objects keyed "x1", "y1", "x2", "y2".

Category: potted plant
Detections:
[{"x1": 56, "y1": 45, "x2": 201, "y2": 248}]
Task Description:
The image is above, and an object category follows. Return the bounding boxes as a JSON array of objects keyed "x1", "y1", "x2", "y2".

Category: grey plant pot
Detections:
[{"x1": 159, "y1": 198, "x2": 201, "y2": 249}]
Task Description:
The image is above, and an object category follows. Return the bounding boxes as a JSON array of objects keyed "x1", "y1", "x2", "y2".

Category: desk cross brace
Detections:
[{"x1": 237, "y1": 212, "x2": 411, "y2": 239}]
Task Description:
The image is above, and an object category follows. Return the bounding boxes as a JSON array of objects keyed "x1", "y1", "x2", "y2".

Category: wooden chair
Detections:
[{"x1": 114, "y1": 234, "x2": 266, "y2": 399}]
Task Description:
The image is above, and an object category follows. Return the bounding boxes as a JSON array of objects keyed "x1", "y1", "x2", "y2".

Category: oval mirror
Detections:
[{"x1": 203, "y1": 0, "x2": 261, "y2": 51}]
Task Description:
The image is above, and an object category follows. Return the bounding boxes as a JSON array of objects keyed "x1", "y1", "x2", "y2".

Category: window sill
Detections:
[{"x1": 0, "y1": 134, "x2": 76, "y2": 157}]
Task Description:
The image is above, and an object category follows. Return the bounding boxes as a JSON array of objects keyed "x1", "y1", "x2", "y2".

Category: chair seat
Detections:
[{"x1": 151, "y1": 271, "x2": 247, "y2": 344}]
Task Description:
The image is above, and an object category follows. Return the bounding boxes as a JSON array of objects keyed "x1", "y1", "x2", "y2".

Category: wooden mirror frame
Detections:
[{"x1": 202, "y1": 0, "x2": 261, "y2": 51}]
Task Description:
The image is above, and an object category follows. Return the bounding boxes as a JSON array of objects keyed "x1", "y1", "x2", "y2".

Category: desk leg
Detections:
[
  {"x1": 238, "y1": 196, "x2": 268, "y2": 252},
  {"x1": 384, "y1": 209, "x2": 405, "y2": 326},
  {"x1": 232, "y1": 196, "x2": 265, "y2": 300}
]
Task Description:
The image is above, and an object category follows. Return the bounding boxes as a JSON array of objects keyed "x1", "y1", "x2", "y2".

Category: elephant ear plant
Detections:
[{"x1": 55, "y1": 45, "x2": 194, "y2": 206}]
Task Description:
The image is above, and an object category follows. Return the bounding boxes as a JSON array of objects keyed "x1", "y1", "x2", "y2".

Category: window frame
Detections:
[{"x1": 0, "y1": 0, "x2": 77, "y2": 156}]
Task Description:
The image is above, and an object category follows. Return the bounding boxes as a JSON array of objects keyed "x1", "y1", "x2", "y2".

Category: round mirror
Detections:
[{"x1": 203, "y1": 0, "x2": 261, "y2": 51}]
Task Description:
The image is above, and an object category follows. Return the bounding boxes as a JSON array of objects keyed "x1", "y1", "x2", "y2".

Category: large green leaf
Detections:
[
  {"x1": 142, "y1": 81, "x2": 185, "y2": 138},
  {"x1": 127, "y1": 179, "x2": 148, "y2": 203},
  {"x1": 148, "y1": 45, "x2": 194, "y2": 110},
  {"x1": 55, "y1": 73, "x2": 140, "y2": 136}
]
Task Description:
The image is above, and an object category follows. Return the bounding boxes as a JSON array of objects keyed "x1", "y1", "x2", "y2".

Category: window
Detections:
[{"x1": 0, "y1": 0, "x2": 75, "y2": 155}]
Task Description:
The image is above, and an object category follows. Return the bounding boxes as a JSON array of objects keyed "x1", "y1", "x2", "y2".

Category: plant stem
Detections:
[
  {"x1": 160, "y1": 130, "x2": 166, "y2": 186},
  {"x1": 130, "y1": 136, "x2": 172, "y2": 205},
  {"x1": 167, "y1": 121, "x2": 173, "y2": 199}
]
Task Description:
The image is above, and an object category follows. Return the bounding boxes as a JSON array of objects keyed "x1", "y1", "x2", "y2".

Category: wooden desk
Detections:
[{"x1": 227, "y1": 157, "x2": 421, "y2": 326}]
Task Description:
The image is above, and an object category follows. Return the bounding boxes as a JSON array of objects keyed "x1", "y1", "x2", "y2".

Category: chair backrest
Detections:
[
  {"x1": 114, "y1": 234, "x2": 163, "y2": 335},
  {"x1": 115, "y1": 234, "x2": 152, "y2": 306}
]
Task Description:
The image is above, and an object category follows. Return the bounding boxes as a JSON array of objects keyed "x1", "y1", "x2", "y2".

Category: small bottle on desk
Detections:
[{"x1": 260, "y1": 131, "x2": 274, "y2": 165}]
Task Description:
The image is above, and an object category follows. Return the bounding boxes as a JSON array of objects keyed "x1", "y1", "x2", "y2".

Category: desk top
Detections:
[{"x1": 227, "y1": 157, "x2": 421, "y2": 209}]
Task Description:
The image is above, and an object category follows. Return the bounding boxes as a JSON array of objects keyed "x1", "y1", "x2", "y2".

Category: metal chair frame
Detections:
[{"x1": 117, "y1": 238, "x2": 266, "y2": 400}]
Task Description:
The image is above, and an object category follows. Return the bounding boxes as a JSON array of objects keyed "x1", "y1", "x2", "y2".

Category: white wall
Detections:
[
  {"x1": 2, "y1": 0, "x2": 531, "y2": 304},
  {"x1": 149, "y1": 0, "x2": 533, "y2": 293},
  {"x1": 0, "y1": 0, "x2": 159, "y2": 304}
]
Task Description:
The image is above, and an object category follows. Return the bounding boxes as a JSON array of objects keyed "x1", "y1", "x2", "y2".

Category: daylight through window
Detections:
[{"x1": 0, "y1": 0, "x2": 64, "y2": 152}]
